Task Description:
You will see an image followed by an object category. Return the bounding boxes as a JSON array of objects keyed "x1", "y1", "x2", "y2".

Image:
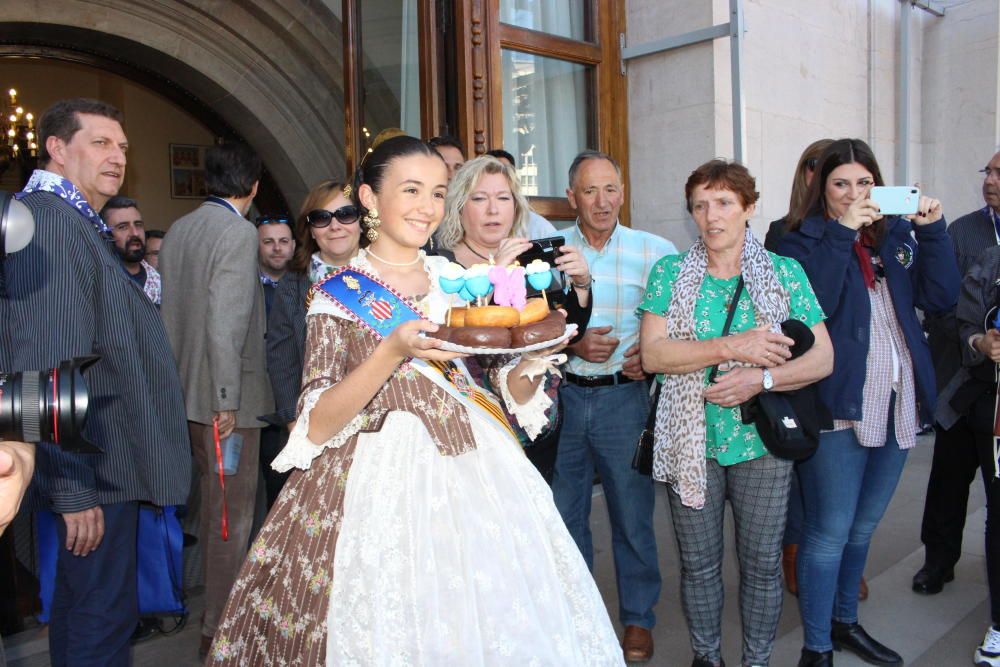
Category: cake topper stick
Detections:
[{"x1": 438, "y1": 263, "x2": 467, "y2": 326}]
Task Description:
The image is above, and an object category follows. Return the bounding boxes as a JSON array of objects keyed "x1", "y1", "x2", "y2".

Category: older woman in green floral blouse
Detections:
[{"x1": 637, "y1": 160, "x2": 833, "y2": 667}]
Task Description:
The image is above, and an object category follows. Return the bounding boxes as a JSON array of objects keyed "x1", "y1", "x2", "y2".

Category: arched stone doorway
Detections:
[{"x1": 0, "y1": 0, "x2": 348, "y2": 213}]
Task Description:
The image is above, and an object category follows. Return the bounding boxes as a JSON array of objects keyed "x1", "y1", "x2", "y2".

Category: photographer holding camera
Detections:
[{"x1": 0, "y1": 98, "x2": 190, "y2": 667}]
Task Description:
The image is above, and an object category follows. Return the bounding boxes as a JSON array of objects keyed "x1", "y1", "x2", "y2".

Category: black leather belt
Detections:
[{"x1": 564, "y1": 371, "x2": 636, "y2": 387}]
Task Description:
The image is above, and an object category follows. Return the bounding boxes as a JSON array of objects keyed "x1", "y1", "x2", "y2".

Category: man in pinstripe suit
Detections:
[
  {"x1": 916, "y1": 150, "x2": 1000, "y2": 595},
  {"x1": 0, "y1": 99, "x2": 190, "y2": 666}
]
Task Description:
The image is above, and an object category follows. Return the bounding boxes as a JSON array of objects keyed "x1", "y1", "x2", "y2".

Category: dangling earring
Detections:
[{"x1": 364, "y1": 208, "x2": 381, "y2": 243}]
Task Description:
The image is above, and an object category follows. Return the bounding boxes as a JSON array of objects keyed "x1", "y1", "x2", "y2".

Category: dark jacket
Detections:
[
  {"x1": 923, "y1": 208, "x2": 998, "y2": 426},
  {"x1": 778, "y1": 215, "x2": 960, "y2": 424},
  {"x1": 764, "y1": 217, "x2": 789, "y2": 254},
  {"x1": 265, "y1": 271, "x2": 311, "y2": 425},
  {"x1": 0, "y1": 191, "x2": 191, "y2": 513},
  {"x1": 956, "y1": 244, "x2": 1000, "y2": 370}
]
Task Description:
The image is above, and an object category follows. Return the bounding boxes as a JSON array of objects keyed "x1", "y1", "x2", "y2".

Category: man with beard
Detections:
[{"x1": 102, "y1": 196, "x2": 161, "y2": 306}]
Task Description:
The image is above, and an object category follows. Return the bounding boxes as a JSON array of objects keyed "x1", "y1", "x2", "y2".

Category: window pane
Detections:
[
  {"x1": 500, "y1": 0, "x2": 589, "y2": 41},
  {"x1": 359, "y1": 0, "x2": 421, "y2": 151},
  {"x1": 501, "y1": 49, "x2": 593, "y2": 198}
]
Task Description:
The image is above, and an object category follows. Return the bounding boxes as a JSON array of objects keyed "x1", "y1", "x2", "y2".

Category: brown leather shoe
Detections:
[
  {"x1": 783, "y1": 543, "x2": 799, "y2": 596},
  {"x1": 622, "y1": 625, "x2": 654, "y2": 663},
  {"x1": 859, "y1": 575, "x2": 869, "y2": 601},
  {"x1": 199, "y1": 634, "x2": 214, "y2": 660}
]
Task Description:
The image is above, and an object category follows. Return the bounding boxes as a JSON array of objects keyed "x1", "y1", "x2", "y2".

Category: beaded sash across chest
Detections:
[{"x1": 312, "y1": 267, "x2": 515, "y2": 439}]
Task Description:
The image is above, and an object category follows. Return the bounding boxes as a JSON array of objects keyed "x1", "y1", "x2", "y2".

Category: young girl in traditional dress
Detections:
[{"x1": 209, "y1": 136, "x2": 624, "y2": 666}]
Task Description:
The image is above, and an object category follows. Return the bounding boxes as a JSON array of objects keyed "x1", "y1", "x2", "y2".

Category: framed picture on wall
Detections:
[{"x1": 169, "y1": 143, "x2": 209, "y2": 198}]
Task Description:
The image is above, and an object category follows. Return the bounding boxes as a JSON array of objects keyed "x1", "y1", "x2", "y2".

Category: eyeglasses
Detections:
[
  {"x1": 980, "y1": 167, "x2": 1000, "y2": 180},
  {"x1": 306, "y1": 205, "x2": 360, "y2": 227},
  {"x1": 806, "y1": 157, "x2": 819, "y2": 171},
  {"x1": 256, "y1": 215, "x2": 291, "y2": 227}
]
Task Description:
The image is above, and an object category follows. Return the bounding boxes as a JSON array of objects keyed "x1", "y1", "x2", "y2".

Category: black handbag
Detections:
[
  {"x1": 631, "y1": 382, "x2": 661, "y2": 475},
  {"x1": 739, "y1": 318, "x2": 823, "y2": 461}
]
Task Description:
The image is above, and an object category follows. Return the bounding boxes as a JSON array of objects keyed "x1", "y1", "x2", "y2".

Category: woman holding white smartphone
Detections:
[{"x1": 777, "y1": 138, "x2": 960, "y2": 667}]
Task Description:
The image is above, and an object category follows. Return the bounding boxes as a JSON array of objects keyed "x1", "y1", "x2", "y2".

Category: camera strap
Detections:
[{"x1": 212, "y1": 416, "x2": 229, "y2": 541}]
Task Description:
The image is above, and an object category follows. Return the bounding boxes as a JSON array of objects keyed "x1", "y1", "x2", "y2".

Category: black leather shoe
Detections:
[
  {"x1": 691, "y1": 657, "x2": 725, "y2": 667},
  {"x1": 911, "y1": 563, "x2": 955, "y2": 594},
  {"x1": 831, "y1": 621, "x2": 902, "y2": 665},
  {"x1": 797, "y1": 648, "x2": 833, "y2": 666}
]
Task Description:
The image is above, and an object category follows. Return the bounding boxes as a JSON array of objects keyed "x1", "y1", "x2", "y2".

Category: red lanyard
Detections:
[{"x1": 212, "y1": 416, "x2": 230, "y2": 541}]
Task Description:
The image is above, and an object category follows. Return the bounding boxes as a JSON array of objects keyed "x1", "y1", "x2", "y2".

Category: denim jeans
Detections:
[
  {"x1": 796, "y1": 408, "x2": 909, "y2": 651},
  {"x1": 784, "y1": 465, "x2": 804, "y2": 546},
  {"x1": 552, "y1": 381, "x2": 661, "y2": 628}
]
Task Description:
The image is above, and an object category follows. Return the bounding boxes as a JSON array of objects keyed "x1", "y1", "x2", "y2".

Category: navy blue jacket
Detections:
[{"x1": 778, "y1": 215, "x2": 960, "y2": 424}]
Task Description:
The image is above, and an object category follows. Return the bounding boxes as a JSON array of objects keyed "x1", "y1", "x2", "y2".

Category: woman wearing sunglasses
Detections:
[{"x1": 260, "y1": 179, "x2": 361, "y2": 508}]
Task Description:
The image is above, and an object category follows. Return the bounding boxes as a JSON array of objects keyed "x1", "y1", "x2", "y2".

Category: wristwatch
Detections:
[{"x1": 761, "y1": 368, "x2": 774, "y2": 392}]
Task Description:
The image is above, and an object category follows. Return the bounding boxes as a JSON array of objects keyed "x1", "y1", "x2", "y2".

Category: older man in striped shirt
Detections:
[{"x1": 554, "y1": 150, "x2": 677, "y2": 664}]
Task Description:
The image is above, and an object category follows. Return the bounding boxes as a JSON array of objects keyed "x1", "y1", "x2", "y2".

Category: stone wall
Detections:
[{"x1": 627, "y1": 0, "x2": 995, "y2": 250}]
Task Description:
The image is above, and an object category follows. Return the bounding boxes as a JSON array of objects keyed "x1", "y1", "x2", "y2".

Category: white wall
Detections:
[
  {"x1": 627, "y1": 0, "x2": 993, "y2": 250},
  {"x1": 921, "y1": 0, "x2": 1000, "y2": 219},
  {"x1": 626, "y1": 0, "x2": 716, "y2": 248}
]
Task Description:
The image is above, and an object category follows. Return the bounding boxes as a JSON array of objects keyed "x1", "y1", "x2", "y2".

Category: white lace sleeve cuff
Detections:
[
  {"x1": 496, "y1": 357, "x2": 557, "y2": 441},
  {"x1": 270, "y1": 386, "x2": 368, "y2": 472}
]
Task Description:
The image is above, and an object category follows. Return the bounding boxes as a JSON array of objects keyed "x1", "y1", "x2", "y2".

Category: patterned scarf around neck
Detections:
[
  {"x1": 17, "y1": 169, "x2": 111, "y2": 236},
  {"x1": 654, "y1": 228, "x2": 790, "y2": 508}
]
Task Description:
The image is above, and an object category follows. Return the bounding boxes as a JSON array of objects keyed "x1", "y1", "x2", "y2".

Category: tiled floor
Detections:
[{"x1": 5, "y1": 434, "x2": 991, "y2": 666}]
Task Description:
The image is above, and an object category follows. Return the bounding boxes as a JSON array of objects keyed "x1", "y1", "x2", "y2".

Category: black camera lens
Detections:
[{"x1": 0, "y1": 356, "x2": 101, "y2": 453}]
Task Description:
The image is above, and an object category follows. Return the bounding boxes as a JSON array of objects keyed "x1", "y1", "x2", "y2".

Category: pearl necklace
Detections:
[{"x1": 366, "y1": 248, "x2": 422, "y2": 267}]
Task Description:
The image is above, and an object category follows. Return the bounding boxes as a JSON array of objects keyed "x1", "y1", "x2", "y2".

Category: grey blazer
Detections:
[{"x1": 160, "y1": 200, "x2": 273, "y2": 427}]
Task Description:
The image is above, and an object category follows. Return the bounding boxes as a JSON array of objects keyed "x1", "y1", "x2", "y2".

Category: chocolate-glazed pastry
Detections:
[
  {"x1": 426, "y1": 325, "x2": 454, "y2": 342},
  {"x1": 509, "y1": 311, "x2": 566, "y2": 348},
  {"x1": 449, "y1": 326, "x2": 512, "y2": 349}
]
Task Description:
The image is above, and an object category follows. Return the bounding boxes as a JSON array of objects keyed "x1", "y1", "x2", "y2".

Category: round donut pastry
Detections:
[
  {"x1": 426, "y1": 325, "x2": 454, "y2": 342},
  {"x1": 509, "y1": 311, "x2": 567, "y2": 348},
  {"x1": 465, "y1": 305, "x2": 520, "y2": 328},
  {"x1": 449, "y1": 308, "x2": 467, "y2": 327},
  {"x1": 449, "y1": 326, "x2": 512, "y2": 349},
  {"x1": 518, "y1": 297, "x2": 550, "y2": 325}
]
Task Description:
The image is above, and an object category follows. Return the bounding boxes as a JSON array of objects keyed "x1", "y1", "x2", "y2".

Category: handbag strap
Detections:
[
  {"x1": 644, "y1": 381, "x2": 663, "y2": 431},
  {"x1": 708, "y1": 276, "x2": 744, "y2": 384}
]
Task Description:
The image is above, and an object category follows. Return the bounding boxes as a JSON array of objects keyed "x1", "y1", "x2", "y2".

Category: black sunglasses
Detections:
[
  {"x1": 806, "y1": 157, "x2": 819, "y2": 171},
  {"x1": 256, "y1": 215, "x2": 291, "y2": 227},
  {"x1": 307, "y1": 205, "x2": 360, "y2": 227}
]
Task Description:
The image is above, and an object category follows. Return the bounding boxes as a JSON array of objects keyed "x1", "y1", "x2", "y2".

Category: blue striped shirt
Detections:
[{"x1": 563, "y1": 221, "x2": 677, "y2": 375}]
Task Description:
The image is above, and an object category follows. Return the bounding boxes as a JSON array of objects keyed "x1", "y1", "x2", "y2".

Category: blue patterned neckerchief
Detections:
[
  {"x1": 259, "y1": 272, "x2": 280, "y2": 288},
  {"x1": 309, "y1": 253, "x2": 339, "y2": 283},
  {"x1": 16, "y1": 169, "x2": 111, "y2": 236}
]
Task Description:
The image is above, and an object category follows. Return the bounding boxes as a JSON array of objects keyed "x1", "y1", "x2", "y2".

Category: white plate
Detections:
[{"x1": 428, "y1": 324, "x2": 578, "y2": 355}]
